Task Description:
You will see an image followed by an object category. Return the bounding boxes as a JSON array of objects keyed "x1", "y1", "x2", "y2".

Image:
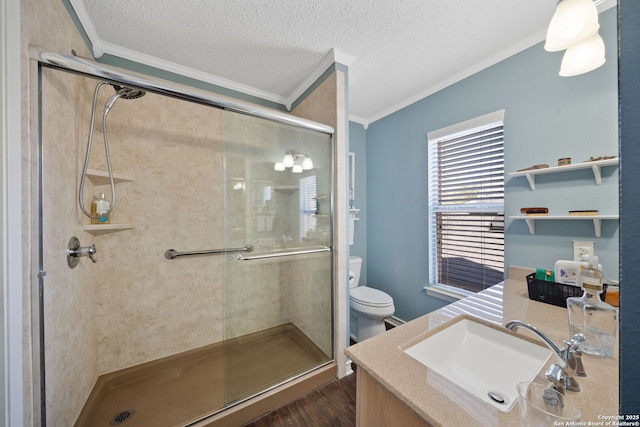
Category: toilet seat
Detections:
[{"x1": 350, "y1": 286, "x2": 393, "y2": 307}]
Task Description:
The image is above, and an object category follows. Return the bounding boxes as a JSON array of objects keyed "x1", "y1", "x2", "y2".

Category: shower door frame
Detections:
[{"x1": 29, "y1": 49, "x2": 337, "y2": 426}]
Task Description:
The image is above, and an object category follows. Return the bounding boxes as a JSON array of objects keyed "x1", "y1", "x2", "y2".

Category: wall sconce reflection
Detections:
[{"x1": 274, "y1": 151, "x2": 314, "y2": 172}]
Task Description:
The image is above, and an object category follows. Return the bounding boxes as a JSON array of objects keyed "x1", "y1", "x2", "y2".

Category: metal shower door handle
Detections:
[{"x1": 67, "y1": 236, "x2": 97, "y2": 268}]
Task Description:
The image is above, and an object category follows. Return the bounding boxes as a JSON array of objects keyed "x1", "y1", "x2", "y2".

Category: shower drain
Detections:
[{"x1": 110, "y1": 408, "x2": 135, "y2": 425}]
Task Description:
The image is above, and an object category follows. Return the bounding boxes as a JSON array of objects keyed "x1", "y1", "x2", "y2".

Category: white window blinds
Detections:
[
  {"x1": 427, "y1": 111, "x2": 505, "y2": 293},
  {"x1": 299, "y1": 175, "x2": 318, "y2": 239}
]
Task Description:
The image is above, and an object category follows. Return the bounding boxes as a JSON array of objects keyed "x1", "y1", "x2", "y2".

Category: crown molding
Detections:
[
  {"x1": 70, "y1": 0, "x2": 617, "y2": 128},
  {"x1": 353, "y1": 1, "x2": 617, "y2": 127},
  {"x1": 359, "y1": 29, "x2": 546, "y2": 127},
  {"x1": 68, "y1": 0, "x2": 103, "y2": 56},
  {"x1": 596, "y1": 0, "x2": 617, "y2": 12},
  {"x1": 98, "y1": 41, "x2": 289, "y2": 106},
  {"x1": 348, "y1": 114, "x2": 369, "y2": 129},
  {"x1": 67, "y1": 0, "x2": 288, "y2": 106}
]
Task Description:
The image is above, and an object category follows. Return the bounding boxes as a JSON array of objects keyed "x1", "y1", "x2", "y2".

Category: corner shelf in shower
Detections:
[
  {"x1": 86, "y1": 169, "x2": 134, "y2": 185},
  {"x1": 83, "y1": 224, "x2": 135, "y2": 235},
  {"x1": 83, "y1": 170, "x2": 135, "y2": 235}
]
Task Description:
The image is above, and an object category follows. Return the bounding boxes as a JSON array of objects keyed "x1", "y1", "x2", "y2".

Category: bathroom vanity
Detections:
[{"x1": 345, "y1": 267, "x2": 619, "y2": 426}]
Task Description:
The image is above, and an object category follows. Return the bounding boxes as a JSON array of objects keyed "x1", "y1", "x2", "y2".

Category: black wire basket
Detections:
[{"x1": 525, "y1": 273, "x2": 606, "y2": 308}]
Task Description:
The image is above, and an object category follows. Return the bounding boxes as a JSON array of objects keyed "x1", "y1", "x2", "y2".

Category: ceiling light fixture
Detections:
[
  {"x1": 559, "y1": 32, "x2": 606, "y2": 76},
  {"x1": 545, "y1": 0, "x2": 605, "y2": 76},
  {"x1": 545, "y1": 0, "x2": 599, "y2": 52}
]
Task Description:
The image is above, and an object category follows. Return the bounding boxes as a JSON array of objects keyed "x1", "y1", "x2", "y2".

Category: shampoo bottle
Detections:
[
  {"x1": 566, "y1": 255, "x2": 618, "y2": 357},
  {"x1": 91, "y1": 193, "x2": 111, "y2": 224}
]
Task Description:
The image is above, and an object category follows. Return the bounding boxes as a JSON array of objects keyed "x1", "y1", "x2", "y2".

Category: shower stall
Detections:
[{"x1": 33, "y1": 53, "x2": 336, "y2": 426}]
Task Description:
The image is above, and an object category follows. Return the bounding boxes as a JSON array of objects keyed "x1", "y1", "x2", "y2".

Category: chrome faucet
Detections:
[{"x1": 505, "y1": 320, "x2": 586, "y2": 393}]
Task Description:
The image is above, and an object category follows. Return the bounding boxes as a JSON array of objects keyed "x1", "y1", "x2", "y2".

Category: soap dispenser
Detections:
[
  {"x1": 91, "y1": 193, "x2": 111, "y2": 224},
  {"x1": 566, "y1": 255, "x2": 618, "y2": 357}
]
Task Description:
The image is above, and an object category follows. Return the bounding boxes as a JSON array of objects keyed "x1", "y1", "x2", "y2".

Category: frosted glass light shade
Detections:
[
  {"x1": 559, "y1": 32, "x2": 605, "y2": 76},
  {"x1": 545, "y1": 0, "x2": 599, "y2": 52},
  {"x1": 302, "y1": 156, "x2": 314, "y2": 170},
  {"x1": 283, "y1": 154, "x2": 295, "y2": 168},
  {"x1": 274, "y1": 162, "x2": 285, "y2": 171},
  {"x1": 292, "y1": 164, "x2": 303, "y2": 173}
]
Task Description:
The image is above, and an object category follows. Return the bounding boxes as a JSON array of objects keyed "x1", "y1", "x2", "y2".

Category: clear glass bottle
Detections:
[
  {"x1": 91, "y1": 193, "x2": 110, "y2": 224},
  {"x1": 566, "y1": 255, "x2": 618, "y2": 357}
]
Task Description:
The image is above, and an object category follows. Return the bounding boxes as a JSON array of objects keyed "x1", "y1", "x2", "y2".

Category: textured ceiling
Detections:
[{"x1": 68, "y1": 0, "x2": 614, "y2": 126}]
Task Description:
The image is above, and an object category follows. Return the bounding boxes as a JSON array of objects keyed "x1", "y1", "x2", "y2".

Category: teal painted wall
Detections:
[{"x1": 362, "y1": 8, "x2": 618, "y2": 322}]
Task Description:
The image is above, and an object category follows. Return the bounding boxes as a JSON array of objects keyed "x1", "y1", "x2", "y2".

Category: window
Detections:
[
  {"x1": 427, "y1": 111, "x2": 505, "y2": 294},
  {"x1": 299, "y1": 175, "x2": 318, "y2": 239}
]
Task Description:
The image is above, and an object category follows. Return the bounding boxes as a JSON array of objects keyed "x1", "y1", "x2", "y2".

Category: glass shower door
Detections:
[{"x1": 221, "y1": 110, "x2": 334, "y2": 405}]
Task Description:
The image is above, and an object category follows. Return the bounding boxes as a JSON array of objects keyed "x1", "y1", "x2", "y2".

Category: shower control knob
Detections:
[
  {"x1": 84, "y1": 245, "x2": 98, "y2": 263},
  {"x1": 66, "y1": 236, "x2": 98, "y2": 268}
]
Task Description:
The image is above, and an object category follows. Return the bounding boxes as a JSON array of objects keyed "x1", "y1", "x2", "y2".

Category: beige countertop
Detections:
[{"x1": 345, "y1": 267, "x2": 619, "y2": 426}]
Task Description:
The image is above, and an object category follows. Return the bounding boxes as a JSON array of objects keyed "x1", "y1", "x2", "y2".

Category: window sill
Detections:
[{"x1": 424, "y1": 284, "x2": 475, "y2": 302}]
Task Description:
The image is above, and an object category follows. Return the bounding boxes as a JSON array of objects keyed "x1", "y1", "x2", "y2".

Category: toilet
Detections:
[{"x1": 349, "y1": 256, "x2": 395, "y2": 342}]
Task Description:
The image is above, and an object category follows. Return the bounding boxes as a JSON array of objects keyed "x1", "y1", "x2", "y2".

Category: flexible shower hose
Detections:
[{"x1": 78, "y1": 82, "x2": 117, "y2": 221}]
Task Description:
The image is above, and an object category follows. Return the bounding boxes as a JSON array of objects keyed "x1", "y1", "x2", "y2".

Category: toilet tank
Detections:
[{"x1": 349, "y1": 256, "x2": 362, "y2": 289}]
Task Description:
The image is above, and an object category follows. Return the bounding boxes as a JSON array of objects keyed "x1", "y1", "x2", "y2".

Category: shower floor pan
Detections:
[{"x1": 74, "y1": 323, "x2": 331, "y2": 427}]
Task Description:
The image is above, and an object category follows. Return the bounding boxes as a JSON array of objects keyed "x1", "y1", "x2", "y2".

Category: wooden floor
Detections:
[{"x1": 241, "y1": 369, "x2": 357, "y2": 427}]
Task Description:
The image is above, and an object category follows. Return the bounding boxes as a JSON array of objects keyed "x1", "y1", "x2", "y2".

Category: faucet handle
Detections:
[
  {"x1": 563, "y1": 334, "x2": 584, "y2": 349},
  {"x1": 573, "y1": 348, "x2": 586, "y2": 377},
  {"x1": 567, "y1": 334, "x2": 587, "y2": 377},
  {"x1": 559, "y1": 334, "x2": 586, "y2": 386},
  {"x1": 545, "y1": 335, "x2": 587, "y2": 393},
  {"x1": 86, "y1": 244, "x2": 98, "y2": 263},
  {"x1": 569, "y1": 333, "x2": 586, "y2": 346}
]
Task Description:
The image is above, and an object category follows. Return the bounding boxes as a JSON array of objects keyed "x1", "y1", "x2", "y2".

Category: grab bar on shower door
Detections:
[
  {"x1": 236, "y1": 246, "x2": 331, "y2": 261},
  {"x1": 164, "y1": 245, "x2": 254, "y2": 260}
]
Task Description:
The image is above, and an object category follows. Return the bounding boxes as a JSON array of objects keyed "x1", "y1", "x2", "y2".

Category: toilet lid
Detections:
[{"x1": 350, "y1": 286, "x2": 393, "y2": 307}]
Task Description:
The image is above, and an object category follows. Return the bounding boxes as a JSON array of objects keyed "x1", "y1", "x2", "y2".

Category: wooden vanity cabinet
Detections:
[{"x1": 356, "y1": 369, "x2": 432, "y2": 427}]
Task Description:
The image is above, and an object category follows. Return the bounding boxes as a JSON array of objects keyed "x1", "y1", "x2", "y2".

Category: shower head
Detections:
[
  {"x1": 112, "y1": 84, "x2": 146, "y2": 100},
  {"x1": 104, "y1": 84, "x2": 146, "y2": 115}
]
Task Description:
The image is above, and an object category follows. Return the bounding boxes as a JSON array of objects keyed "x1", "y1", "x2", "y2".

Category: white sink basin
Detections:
[{"x1": 403, "y1": 316, "x2": 551, "y2": 412}]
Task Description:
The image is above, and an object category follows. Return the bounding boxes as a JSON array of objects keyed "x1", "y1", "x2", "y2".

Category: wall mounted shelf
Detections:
[
  {"x1": 84, "y1": 224, "x2": 135, "y2": 235},
  {"x1": 508, "y1": 158, "x2": 618, "y2": 191},
  {"x1": 509, "y1": 215, "x2": 618, "y2": 237},
  {"x1": 86, "y1": 169, "x2": 134, "y2": 185}
]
